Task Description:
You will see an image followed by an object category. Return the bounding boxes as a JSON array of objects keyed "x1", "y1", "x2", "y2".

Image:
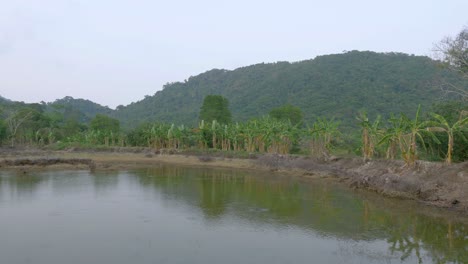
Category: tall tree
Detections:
[
  {"x1": 5, "y1": 109, "x2": 33, "y2": 147},
  {"x1": 199, "y1": 95, "x2": 232, "y2": 124},
  {"x1": 89, "y1": 114, "x2": 121, "y2": 146},
  {"x1": 90, "y1": 114, "x2": 120, "y2": 133},
  {"x1": 269, "y1": 104, "x2": 303, "y2": 126}
]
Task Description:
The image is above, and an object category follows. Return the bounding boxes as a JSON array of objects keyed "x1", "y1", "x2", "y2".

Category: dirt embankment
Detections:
[
  {"x1": 255, "y1": 155, "x2": 468, "y2": 213},
  {"x1": 0, "y1": 148, "x2": 467, "y2": 215}
]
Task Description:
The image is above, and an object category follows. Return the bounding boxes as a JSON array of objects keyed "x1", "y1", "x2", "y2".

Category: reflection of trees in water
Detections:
[
  {"x1": 132, "y1": 166, "x2": 467, "y2": 263},
  {"x1": 91, "y1": 170, "x2": 119, "y2": 196},
  {"x1": 197, "y1": 172, "x2": 233, "y2": 218},
  {"x1": 365, "y1": 202, "x2": 467, "y2": 264},
  {"x1": 387, "y1": 216, "x2": 424, "y2": 263},
  {"x1": 0, "y1": 172, "x2": 44, "y2": 201}
]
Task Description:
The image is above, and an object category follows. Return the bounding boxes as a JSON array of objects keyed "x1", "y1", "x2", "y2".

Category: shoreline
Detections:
[{"x1": 1, "y1": 148, "x2": 467, "y2": 216}]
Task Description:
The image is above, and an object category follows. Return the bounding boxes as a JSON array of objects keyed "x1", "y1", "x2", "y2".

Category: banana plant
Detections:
[
  {"x1": 426, "y1": 113, "x2": 468, "y2": 164},
  {"x1": 309, "y1": 117, "x2": 340, "y2": 157},
  {"x1": 357, "y1": 112, "x2": 382, "y2": 160},
  {"x1": 400, "y1": 105, "x2": 436, "y2": 166},
  {"x1": 378, "y1": 114, "x2": 407, "y2": 160}
]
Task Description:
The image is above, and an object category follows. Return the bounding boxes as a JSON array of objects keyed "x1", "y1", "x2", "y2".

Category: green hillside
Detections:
[
  {"x1": 0, "y1": 96, "x2": 12, "y2": 105},
  {"x1": 48, "y1": 96, "x2": 113, "y2": 123},
  {"x1": 2, "y1": 51, "x2": 465, "y2": 129},
  {"x1": 114, "y1": 51, "x2": 465, "y2": 128}
]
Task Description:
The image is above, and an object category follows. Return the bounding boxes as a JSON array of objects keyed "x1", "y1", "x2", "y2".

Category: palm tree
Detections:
[{"x1": 426, "y1": 113, "x2": 468, "y2": 164}]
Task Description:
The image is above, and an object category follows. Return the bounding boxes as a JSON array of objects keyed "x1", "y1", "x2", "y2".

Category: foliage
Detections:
[
  {"x1": 48, "y1": 96, "x2": 113, "y2": 122},
  {"x1": 269, "y1": 104, "x2": 303, "y2": 126},
  {"x1": 0, "y1": 96, "x2": 466, "y2": 163},
  {"x1": 308, "y1": 117, "x2": 340, "y2": 157},
  {"x1": 0, "y1": 118, "x2": 7, "y2": 143},
  {"x1": 86, "y1": 114, "x2": 121, "y2": 146},
  {"x1": 90, "y1": 114, "x2": 120, "y2": 133},
  {"x1": 428, "y1": 101, "x2": 468, "y2": 161},
  {"x1": 426, "y1": 110, "x2": 468, "y2": 164},
  {"x1": 357, "y1": 112, "x2": 381, "y2": 160},
  {"x1": 113, "y1": 51, "x2": 466, "y2": 128},
  {"x1": 199, "y1": 95, "x2": 232, "y2": 124}
]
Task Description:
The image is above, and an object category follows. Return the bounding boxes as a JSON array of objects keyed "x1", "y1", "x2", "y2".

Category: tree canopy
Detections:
[
  {"x1": 113, "y1": 51, "x2": 466, "y2": 128},
  {"x1": 199, "y1": 95, "x2": 232, "y2": 124},
  {"x1": 269, "y1": 104, "x2": 303, "y2": 126},
  {"x1": 90, "y1": 114, "x2": 120, "y2": 133}
]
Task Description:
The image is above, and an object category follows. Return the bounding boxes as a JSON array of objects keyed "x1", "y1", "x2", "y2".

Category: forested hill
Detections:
[
  {"x1": 49, "y1": 96, "x2": 113, "y2": 122},
  {"x1": 1, "y1": 51, "x2": 464, "y2": 129},
  {"x1": 0, "y1": 96, "x2": 11, "y2": 104},
  {"x1": 114, "y1": 51, "x2": 464, "y2": 128}
]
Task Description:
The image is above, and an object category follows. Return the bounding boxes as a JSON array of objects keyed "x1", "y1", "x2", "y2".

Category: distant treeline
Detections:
[{"x1": 0, "y1": 98, "x2": 466, "y2": 165}]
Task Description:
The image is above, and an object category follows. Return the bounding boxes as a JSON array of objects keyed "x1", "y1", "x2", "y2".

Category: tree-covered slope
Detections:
[
  {"x1": 49, "y1": 96, "x2": 113, "y2": 122},
  {"x1": 114, "y1": 51, "x2": 465, "y2": 128},
  {"x1": 0, "y1": 95, "x2": 10, "y2": 103}
]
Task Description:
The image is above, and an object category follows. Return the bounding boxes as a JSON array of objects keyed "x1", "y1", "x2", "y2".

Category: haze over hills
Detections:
[{"x1": 1, "y1": 51, "x2": 466, "y2": 129}]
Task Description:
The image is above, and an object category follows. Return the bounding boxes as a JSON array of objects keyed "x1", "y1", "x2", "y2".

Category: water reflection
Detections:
[
  {"x1": 0, "y1": 166, "x2": 466, "y2": 263},
  {"x1": 0, "y1": 171, "x2": 45, "y2": 201},
  {"x1": 131, "y1": 166, "x2": 468, "y2": 263}
]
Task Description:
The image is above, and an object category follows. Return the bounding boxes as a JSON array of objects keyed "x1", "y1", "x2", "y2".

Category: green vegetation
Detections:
[
  {"x1": 0, "y1": 118, "x2": 7, "y2": 142},
  {"x1": 90, "y1": 114, "x2": 120, "y2": 133},
  {"x1": 1, "y1": 43, "x2": 467, "y2": 164},
  {"x1": 1, "y1": 96, "x2": 465, "y2": 164},
  {"x1": 426, "y1": 113, "x2": 467, "y2": 164},
  {"x1": 199, "y1": 95, "x2": 232, "y2": 124},
  {"x1": 269, "y1": 104, "x2": 303, "y2": 126},
  {"x1": 113, "y1": 51, "x2": 467, "y2": 128},
  {"x1": 49, "y1": 96, "x2": 113, "y2": 122}
]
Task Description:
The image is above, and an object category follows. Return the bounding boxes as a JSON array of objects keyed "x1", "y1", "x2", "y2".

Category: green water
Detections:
[{"x1": 0, "y1": 165, "x2": 466, "y2": 264}]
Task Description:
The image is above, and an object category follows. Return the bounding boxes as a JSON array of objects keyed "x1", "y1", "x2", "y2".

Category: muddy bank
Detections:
[
  {"x1": 0, "y1": 158, "x2": 95, "y2": 170},
  {"x1": 0, "y1": 148, "x2": 467, "y2": 215},
  {"x1": 255, "y1": 155, "x2": 468, "y2": 215}
]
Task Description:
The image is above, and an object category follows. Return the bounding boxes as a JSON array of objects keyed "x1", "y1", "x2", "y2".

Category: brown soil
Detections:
[{"x1": 1, "y1": 148, "x2": 467, "y2": 216}]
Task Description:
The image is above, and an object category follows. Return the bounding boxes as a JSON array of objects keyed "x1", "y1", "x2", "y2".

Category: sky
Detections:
[{"x1": 0, "y1": 0, "x2": 467, "y2": 108}]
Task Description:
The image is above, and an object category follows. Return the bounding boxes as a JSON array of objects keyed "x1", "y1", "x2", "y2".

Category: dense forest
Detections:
[
  {"x1": 113, "y1": 51, "x2": 466, "y2": 128},
  {"x1": 0, "y1": 49, "x2": 467, "y2": 164}
]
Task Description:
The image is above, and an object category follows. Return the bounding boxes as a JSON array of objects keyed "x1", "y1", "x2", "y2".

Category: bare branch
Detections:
[{"x1": 432, "y1": 26, "x2": 468, "y2": 101}]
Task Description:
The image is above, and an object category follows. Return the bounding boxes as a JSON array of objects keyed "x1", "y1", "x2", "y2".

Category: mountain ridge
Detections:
[
  {"x1": 113, "y1": 51, "x2": 465, "y2": 128},
  {"x1": 1, "y1": 51, "x2": 465, "y2": 128}
]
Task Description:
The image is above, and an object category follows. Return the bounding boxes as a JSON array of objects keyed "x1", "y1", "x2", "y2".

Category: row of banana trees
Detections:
[
  {"x1": 3, "y1": 106, "x2": 465, "y2": 165},
  {"x1": 66, "y1": 130, "x2": 126, "y2": 147},
  {"x1": 358, "y1": 106, "x2": 468, "y2": 165},
  {"x1": 125, "y1": 117, "x2": 341, "y2": 155},
  {"x1": 64, "y1": 106, "x2": 466, "y2": 166}
]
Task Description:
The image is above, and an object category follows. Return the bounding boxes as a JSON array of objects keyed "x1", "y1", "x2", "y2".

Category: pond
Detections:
[{"x1": 0, "y1": 165, "x2": 466, "y2": 264}]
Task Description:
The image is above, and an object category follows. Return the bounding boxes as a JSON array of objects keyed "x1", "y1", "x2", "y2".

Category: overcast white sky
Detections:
[{"x1": 0, "y1": 0, "x2": 467, "y2": 108}]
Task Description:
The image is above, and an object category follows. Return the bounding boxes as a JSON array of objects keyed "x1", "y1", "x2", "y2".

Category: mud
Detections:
[
  {"x1": 0, "y1": 158, "x2": 95, "y2": 169},
  {"x1": 256, "y1": 155, "x2": 468, "y2": 215}
]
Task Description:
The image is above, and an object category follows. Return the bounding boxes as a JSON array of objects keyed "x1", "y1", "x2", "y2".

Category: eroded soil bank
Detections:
[{"x1": 1, "y1": 147, "x2": 467, "y2": 216}]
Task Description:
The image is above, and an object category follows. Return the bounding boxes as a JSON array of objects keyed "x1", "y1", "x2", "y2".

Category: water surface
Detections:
[{"x1": 0, "y1": 165, "x2": 466, "y2": 264}]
